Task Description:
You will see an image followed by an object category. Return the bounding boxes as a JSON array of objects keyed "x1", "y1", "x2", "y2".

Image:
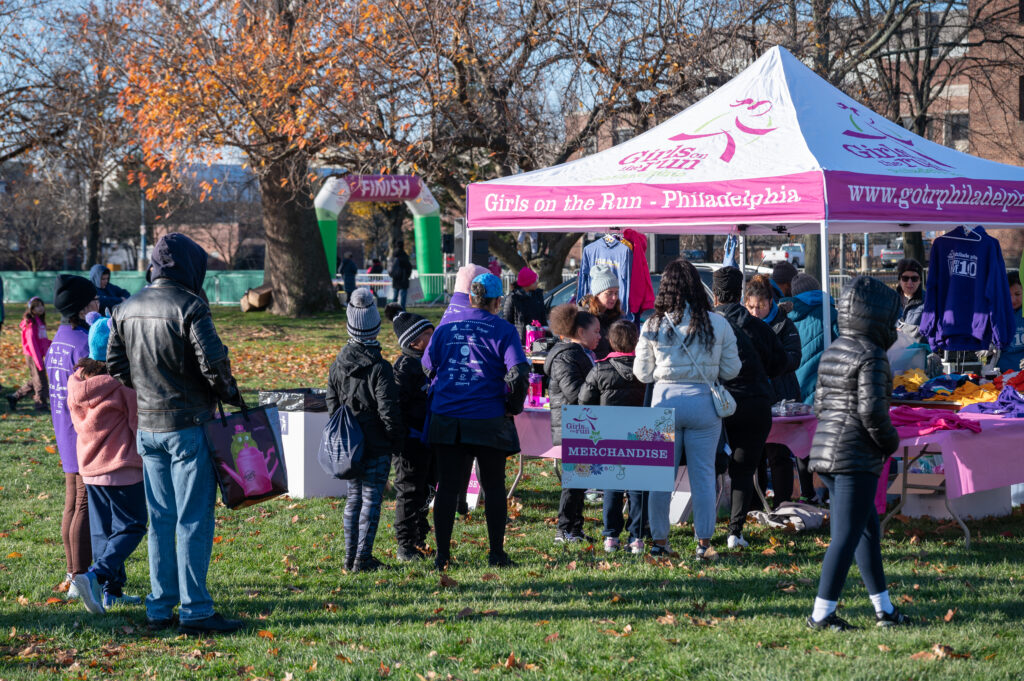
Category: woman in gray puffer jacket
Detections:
[{"x1": 806, "y1": 276, "x2": 910, "y2": 631}]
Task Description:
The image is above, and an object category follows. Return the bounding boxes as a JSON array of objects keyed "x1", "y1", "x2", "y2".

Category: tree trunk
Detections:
[
  {"x1": 382, "y1": 204, "x2": 405, "y2": 254},
  {"x1": 534, "y1": 234, "x2": 581, "y2": 291},
  {"x1": 803, "y1": 233, "x2": 822, "y2": 282},
  {"x1": 703, "y1": 235, "x2": 715, "y2": 262},
  {"x1": 85, "y1": 173, "x2": 102, "y2": 268},
  {"x1": 260, "y1": 157, "x2": 338, "y2": 316},
  {"x1": 904, "y1": 232, "x2": 925, "y2": 265}
]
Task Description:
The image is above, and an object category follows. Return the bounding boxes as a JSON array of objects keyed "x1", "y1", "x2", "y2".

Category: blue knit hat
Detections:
[{"x1": 88, "y1": 316, "x2": 112, "y2": 361}]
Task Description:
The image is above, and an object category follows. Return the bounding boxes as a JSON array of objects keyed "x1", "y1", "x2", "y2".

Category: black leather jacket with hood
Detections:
[{"x1": 108, "y1": 233, "x2": 240, "y2": 432}]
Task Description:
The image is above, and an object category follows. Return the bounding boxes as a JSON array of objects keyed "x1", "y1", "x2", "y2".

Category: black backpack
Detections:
[{"x1": 318, "y1": 380, "x2": 365, "y2": 480}]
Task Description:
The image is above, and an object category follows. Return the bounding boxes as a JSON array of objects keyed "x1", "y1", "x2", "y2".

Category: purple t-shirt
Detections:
[
  {"x1": 46, "y1": 323, "x2": 90, "y2": 473},
  {"x1": 424, "y1": 307, "x2": 527, "y2": 419},
  {"x1": 437, "y1": 291, "x2": 473, "y2": 327}
]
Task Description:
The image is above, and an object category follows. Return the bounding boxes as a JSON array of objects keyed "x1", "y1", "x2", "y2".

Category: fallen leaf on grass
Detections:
[
  {"x1": 813, "y1": 646, "x2": 846, "y2": 657},
  {"x1": 521, "y1": 588, "x2": 540, "y2": 597},
  {"x1": 504, "y1": 652, "x2": 519, "y2": 669},
  {"x1": 900, "y1": 594, "x2": 914, "y2": 604},
  {"x1": 16, "y1": 595, "x2": 28, "y2": 606},
  {"x1": 778, "y1": 582, "x2": 798, "y2": 594},
  {"x1": 267, "y1": 647, "x2": 280, "y2": 657},
  {"x1": 656, "y1": 611, "x2": 677, "y2": 625},
  {"x1": 379, "y1": 661, "x2": 391, "y2": 677},
  {"x1": 44, "y1": 597, "x2": 62, "y2": 605},
  {"x1": 609, "y1": 593, "x2": 622, "y2": 603},
  {"x1": 878, "y1": 645, "x2": 891, "y2": 652},
  {"x1": 440, "y1": 575, "x2": 458, "y2": 588},
  {"x1": 544, "y1": 632, "x2": 559, "y2": 643},
  {"x1": 814, "y1": 537, "x2": 830, "y2": 548},
  {"x1": 257, "y1": 630, "x2": 275, "y2": 639},
  {"x1": 943, "y1": 608, "x2": 957, "y2": 622},
  {"x1": 480, "y1": 573, "x2": 499, "y2": 581},
  {"x1": 336, "y1": 654, "x2": 353, "y2": 663},
  {"x1": 45, "y1": 445, "x2": 56, "y2": 454},
  {"x1": 910, "y1": 643, "x2": 968, "y2": 661},
  {"x1": 566, "y1": 560, "x2": 577, "y2": 571},
  {"x1": 7, "y1": 552, "x2": 22, "y2": 559},
  {"x1": 324, "y1": 602, "x2": 338, "y2": 613},
  {"x1": 761, "y1": 547, "x2": 777, "y2": 556},
  {"x1": 455, "y1": 607, "x2": 475, "y2": 619},
  {"x1": 480, "y1": 610, "x2": 499, "y2": 616},
  {"x1": 212, "y1": 536, "x2": 223, "y2": 544}
]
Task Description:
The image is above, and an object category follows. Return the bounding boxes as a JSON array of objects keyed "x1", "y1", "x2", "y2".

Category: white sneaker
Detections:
[
  {"x1": 603, "y1": 537, "x2": 620, "y2": 553},
  {"x1": 727, "y1": 534, "x2": 749, "y2": 549},
  {"x1": 71, "y1": 572, "x2": 105, "y2": 614},
  {"x1": 627, "y1": 539, "x2": 644, "y2": 555},
  {"x1": 66, "y1": 573, "x2": 80, "y2": 599}
]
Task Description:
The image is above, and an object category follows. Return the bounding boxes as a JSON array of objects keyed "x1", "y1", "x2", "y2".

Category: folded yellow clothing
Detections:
[{"x1": 893, "y1": 368, "x2": 929, "y2": 392}]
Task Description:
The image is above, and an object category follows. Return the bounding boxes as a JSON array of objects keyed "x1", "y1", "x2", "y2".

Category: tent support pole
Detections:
[
  {"x1": 820, "y1": 220, "x2": 831, "y2": 350},
  {"x1": 739, "y1": 233, "x2": 747, "y2": 298}
]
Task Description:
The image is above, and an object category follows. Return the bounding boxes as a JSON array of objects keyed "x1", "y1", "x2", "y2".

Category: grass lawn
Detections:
[{"x1": 0, "y1": 304, "x2": 1022, "y2": 680}]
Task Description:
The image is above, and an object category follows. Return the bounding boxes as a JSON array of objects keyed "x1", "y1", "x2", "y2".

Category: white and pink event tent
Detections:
[{"x1": 465, "y1": 44, "x2": 1024, "y2": 281}]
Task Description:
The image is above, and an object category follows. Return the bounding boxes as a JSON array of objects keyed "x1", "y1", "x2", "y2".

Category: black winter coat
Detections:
[
  {"x1": 327, "y1": 342, "x2": 404, "y2": 457},
  {"x1": 809, "y1": 276, "x2": 901, "y2": 477},
  {"x1": 389, "y1": 250, "x2": 413, "y2": 290},
  {"x1": 393, "y1": 351, "x2": 428, "y2": 437},
  {"x1": 715, "y1": 303, "x2": 788, "y2": 402},
  {"x1": 579, "y1": 355, "x2": 646, "y2": 407},
  {"x1": 502, "y1": 287, "x2": 548, "y2": 344},
  {"x1": 544, "y1": 341, "x2": 595, "y2": 445},
  {"x1": 769, "y1": 306, "x2": 803, "y2": 402}
]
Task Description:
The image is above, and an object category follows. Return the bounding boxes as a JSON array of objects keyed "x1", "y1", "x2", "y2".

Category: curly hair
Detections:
[
  {"x1": 74, "y1": 357, "x2": 108, "y2": 378},
  {"x1": 549, "y1": 303, "x2": 597, "y2": 339},
  {"x1": 649, "y1": 258, "x2": 714, "y2": 351},
  {"x1": 745, "y1": 274, "x2": 775, "y2": 302}
]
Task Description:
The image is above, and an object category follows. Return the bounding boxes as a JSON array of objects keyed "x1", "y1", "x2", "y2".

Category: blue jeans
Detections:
[
  {"x1": 391, "y1": 287, "x2": 408, "y2": 308},
  {"x1": 86, "y1": 482, "x2": 147, "y2": 595},
  {"x1": 344, "y1": 454, "x2": 392, "y2": 562},
  {"x1": 648, "y1": 383, "x2": 721, "y2": 541},
  {"x1": 817, "y1": 473, "x2": 887, "y2": 601},
  {"x1": 138, "y1": 427, "x2": 216, "y2": 622},
  {"x1": 602, "y1": 490, "x2": 649, "y2": 541}
]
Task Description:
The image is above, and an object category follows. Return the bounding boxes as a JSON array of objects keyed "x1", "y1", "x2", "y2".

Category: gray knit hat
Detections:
[
  {"x1": 346, "y1": 288, "x2": 381, "y2": 342},
  {"x1": 790, "y1": 273, "x2": 821, "y2": 296},
  {"x1": 589, "y1": 264, "x2": 619, "y2": 296}
]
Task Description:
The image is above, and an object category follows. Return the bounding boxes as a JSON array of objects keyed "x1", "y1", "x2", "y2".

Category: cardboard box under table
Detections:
[{"x1": 258, "y1": 389, "x2": 348, "y2": 499}]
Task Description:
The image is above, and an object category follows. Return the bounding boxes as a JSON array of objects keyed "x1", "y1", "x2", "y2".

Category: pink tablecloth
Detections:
[{"x1": 514, "y1": 408, "x2": 1024, "y2": 500}]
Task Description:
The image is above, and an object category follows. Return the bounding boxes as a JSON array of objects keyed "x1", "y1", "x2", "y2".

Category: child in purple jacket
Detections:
[{"x1": 45, "y1": 275, "x2": 99, "y2": 595}]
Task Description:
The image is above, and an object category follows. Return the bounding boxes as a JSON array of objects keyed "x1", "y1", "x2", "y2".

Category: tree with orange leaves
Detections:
[{"x1": 118, "y1": 0, "x2": 378, "y2": 315}]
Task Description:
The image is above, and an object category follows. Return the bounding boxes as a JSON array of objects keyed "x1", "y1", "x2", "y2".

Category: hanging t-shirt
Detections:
[
  {"x1": 919, "y1": 226, "x2": 1016, "y2": 351},
  {"x1": 423, "y1": 307, "x2": 527, "y2": 419},
  {"x1": 577, "y1": 235, "x2": 633, "y2": 320}
]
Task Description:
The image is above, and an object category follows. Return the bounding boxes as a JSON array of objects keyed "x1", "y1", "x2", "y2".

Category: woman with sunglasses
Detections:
[{"x1": 895, "y1": 259, "x2": 925, "y2": 343}]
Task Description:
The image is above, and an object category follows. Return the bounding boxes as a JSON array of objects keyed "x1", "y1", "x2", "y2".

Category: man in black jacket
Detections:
[
  {"x1": 108, "y1": 233, "x2": 243, "y2": 635},
  {"x1": 389, "y1": 240, "x2": 413, "y2": 309}
]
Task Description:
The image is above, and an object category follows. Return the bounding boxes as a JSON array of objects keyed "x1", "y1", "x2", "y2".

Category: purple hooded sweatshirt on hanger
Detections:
[{"x1": 46, "y1": 323, "x2": 91, "y2": 472}]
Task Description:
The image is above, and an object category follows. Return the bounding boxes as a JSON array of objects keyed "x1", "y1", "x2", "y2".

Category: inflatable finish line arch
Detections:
[{"x1": 314, "y1": 175, "x2": 443, "y2": 299}]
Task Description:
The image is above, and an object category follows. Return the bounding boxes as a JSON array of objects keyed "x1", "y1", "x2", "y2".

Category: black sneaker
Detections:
[
  {"x1": 434, "y1": 555, "x2": 450, "y2": 571},
  {"x1": 146, "y1": 614, "x2": 178, "y2": 631},
  {"x1": 488, "y1": 551, "x2": 516, "y2": 568},
  {"x1": 396, "y1": 547, "x2": 424, "y2": 563},
  {"x1": 806, "y1": 612, "x2": 857, "y2": 632},
  {"x1": 353, "y1": 556, "x2": 385, "y2": 573},
  {"x1": 178, "y1": 612, "x2": 245, "y2": 635},
  {"x1": 650, "y1": 543, "x2": 673, "y2": 557},
  {"x1": 343, "y1": 554, "x2": 355, "y2": 572},
  {"x1": 876, "y1": 607, "x2": 913, "y2": 627},
  {"x1": 553, "y1": 531, "x2": 569, "y2": 544}
]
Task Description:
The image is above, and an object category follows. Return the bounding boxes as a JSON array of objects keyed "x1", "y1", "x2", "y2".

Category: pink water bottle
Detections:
[
  {"x1": 528, "y1": 373, "x2": 543, "y2": 406},
  {"x1": 525, "y1": 320, "x2": 544, "y2": 350}
]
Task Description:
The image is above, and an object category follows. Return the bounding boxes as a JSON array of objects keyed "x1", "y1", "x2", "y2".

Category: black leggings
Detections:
[
  {"x1": 817, "y1": 472, "x2": 887, "y2": 601},
  {"x1": 433, "y1": 443, "x2": 508, "y2": 562},
  {"x1": 724, "y1": 397, "x2": 772, "y2": 536}
]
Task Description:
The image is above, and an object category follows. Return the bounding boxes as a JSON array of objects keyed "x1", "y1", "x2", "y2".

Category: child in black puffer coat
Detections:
[
  {"x1": 385, "y1": 304, "x2": 435, "y2": 563},
  {"x1": 545, "y1": 304, "x2": 601, "y2": 544},
  {"x1": 580, "y1": 320, "x2": 651, "y2": 554}
]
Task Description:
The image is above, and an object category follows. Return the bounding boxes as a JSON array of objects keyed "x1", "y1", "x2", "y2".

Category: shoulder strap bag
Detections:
[{"x1": 677, "y1": 332, "x2": 737, "y2": 418}]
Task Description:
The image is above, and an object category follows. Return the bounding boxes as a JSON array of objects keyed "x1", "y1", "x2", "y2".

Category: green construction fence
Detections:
[{"x1": 0, "y1": 270, "x2": 267, "y2": 306}]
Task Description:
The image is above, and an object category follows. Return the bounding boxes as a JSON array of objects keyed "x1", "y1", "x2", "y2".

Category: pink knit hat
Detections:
[
  {"x1": 454, "y1": 264, "x2": 489, "y2": 294},
  {"x1": 516, "y1": 266, "x2": 538, "y2": 288}
]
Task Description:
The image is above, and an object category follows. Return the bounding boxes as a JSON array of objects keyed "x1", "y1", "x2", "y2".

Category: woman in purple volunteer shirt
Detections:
[
  {"x1": 423, "y1": 273, "x2": 530, "y2": 570},
  {"x1": 45, "y1": 274, "x2": 99, "y2": 593}
]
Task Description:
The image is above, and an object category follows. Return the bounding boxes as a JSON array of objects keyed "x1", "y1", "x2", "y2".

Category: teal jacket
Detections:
[{"x1": 784, "y1": 290, "x2": 839, "y2": 405}]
